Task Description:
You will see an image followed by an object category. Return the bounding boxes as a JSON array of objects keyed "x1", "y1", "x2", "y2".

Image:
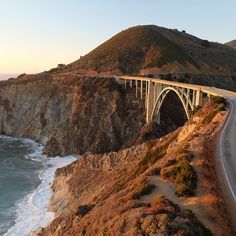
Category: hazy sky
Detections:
[{"x1": 0, "y1": 0, "x2": 235, "y2": 74}]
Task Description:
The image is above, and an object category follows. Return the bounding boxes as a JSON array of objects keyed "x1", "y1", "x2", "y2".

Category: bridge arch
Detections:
[{"x1": 151, "y1": 86, "x2": 193, "y2": 123}]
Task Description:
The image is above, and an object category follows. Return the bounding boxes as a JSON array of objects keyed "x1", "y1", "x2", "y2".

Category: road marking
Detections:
[{"x1": 220, "y1": 100, "x2": 236, "y2": 203}]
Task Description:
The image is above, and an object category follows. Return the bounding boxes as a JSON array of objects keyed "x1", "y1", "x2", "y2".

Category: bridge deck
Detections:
[{"x1": 119, "y1": 76, "x2": 236, "y2": 97}]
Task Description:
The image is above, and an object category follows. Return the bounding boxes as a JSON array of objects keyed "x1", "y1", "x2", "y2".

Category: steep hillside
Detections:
[
  {"x1": 62, "y1": 25, "x2": 236, "y2": 79},
  {"x1": 36, "y1": 99, "x2": 232, "y2": 236},
  {"x1": 0, "y1": 76, "x2": 142, "y2": 155},
  {"x1": 226, "y1": 40, "x2": 236, "y2": 50}
]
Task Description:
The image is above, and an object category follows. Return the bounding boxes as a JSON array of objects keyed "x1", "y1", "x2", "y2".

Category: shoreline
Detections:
[{"x1": 1, "y1": 136, "x2": 77, "y2": 236}]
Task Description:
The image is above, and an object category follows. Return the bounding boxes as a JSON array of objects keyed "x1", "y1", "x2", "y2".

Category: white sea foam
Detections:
[{"x1": 4, "y1": 137, "x2": 77, "y2": 236}]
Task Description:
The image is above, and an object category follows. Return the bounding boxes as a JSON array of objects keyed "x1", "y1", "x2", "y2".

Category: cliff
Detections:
[
  {"x1": 36, "y1": 100, "x2": 232, "y2": 235},
  {"x1": 0, "y1": 75, "x2": 140, "y2": 155},
  {"x1": 0, "y1": 75, "x2": 174, "y2": 156}
]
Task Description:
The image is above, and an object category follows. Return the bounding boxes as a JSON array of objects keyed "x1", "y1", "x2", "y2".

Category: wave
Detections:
[{"x1": 3, "y1": 136, "x2": 77, "y2": 236}]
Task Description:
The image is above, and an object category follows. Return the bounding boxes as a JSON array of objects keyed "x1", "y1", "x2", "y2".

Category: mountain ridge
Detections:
[
  {"x1": 60, "y1": 25, "x2": 236, "y2": 77},
  {"x1": 225, "y1": 40, "x2": 236, "y2": 50}
]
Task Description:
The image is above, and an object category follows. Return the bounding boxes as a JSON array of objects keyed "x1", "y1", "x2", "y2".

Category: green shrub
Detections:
[
  {"x1": 177, "y1": 146, "x2": 190, "y2": 155},
  {"x1": 141, "y1": 216, "x2": 157, "y2": 234},
  {"x1": 182, "y1": 209, "x2": 195, "y2": 218},
  {"x1": 135, "y1": 132, "x2": 179, "y2": 176},
  {"x1": 148, "y1": 167, "x2": 161, "y2": 176},
  {"x1": 176, "y1": 146, "x2": 194, "y2": 162},
  {"x1": 165, "y1": 159, "x2": 177, "y2": 167},
  {"x1": 76, "y1": 204, "x2": 94, "y2": 217},
  {"x1": 200, "y1": 40, "x2": 211, "y2": 48},
  {"x1": 212, "y1": 96, "x2": 227, "y2": 107},
  {"x1": 161, "y1": 161, "x2": 197, "y2": 196},
  {"x1": 132, "y1": 179, "x2": 155, "y2": 199},
  {"x1": 135, "y1": 145, "x2": 168, "y2": 176}
]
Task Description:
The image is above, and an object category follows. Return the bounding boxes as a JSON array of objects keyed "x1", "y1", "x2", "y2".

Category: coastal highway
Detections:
[
  {"x1": 201, "y1": 86, "x2": 236, "y2": 206},
  {"x1": 201, "y1": 86, "x2": 236, "y2": 204},
  {"x1": 218, "y1": 92, "x2": 236, "y2": 203}
]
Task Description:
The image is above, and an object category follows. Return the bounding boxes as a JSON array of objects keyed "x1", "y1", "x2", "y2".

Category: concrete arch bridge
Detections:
[
  {"x1": 116, "y1": 76, "x2": 223, "y2": 124},
  {"x1": 115, "y1": 75, "x2": 236, "y2": 216}
]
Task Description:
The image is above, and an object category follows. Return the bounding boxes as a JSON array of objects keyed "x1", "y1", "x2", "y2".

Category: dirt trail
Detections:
[{"x1": 141, "y1": 175, "x2": 216, "y2": 233}]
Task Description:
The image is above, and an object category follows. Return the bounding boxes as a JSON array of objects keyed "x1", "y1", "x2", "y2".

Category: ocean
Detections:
[
  {"x1": 0, "y1": 74, "x2": 19, "y2": 81},
  {"x1": 0, "y1": 136, "x2": 76, "y2": 236}
]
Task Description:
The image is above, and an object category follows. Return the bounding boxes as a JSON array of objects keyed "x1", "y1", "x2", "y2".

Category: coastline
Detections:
[
  {"x1": 1, "y1": 136, "x2": 77, "y2": 236},
  {"x1": 34, "y1": 101, "x2": 232, "y2": 235}
]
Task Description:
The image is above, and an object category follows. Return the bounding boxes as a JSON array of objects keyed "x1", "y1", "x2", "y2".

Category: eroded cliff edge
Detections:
[
  {"x1": 37, "y1": 100, "x2": 233, "y2": 235},
  {"x1": 0, "y1": 75, "x2": 160, "y2": 156}
]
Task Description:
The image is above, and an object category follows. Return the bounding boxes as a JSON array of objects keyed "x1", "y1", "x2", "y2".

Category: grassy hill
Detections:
[
  {"x1": 225, "y1": 40, "x2": 236, "y2": 50},
  {"x1": 62, "y1": 25, "x2": 236, "y2": 77}
]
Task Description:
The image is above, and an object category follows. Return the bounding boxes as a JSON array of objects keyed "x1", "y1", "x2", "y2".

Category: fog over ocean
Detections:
[{"x1": 0, "y1": 74, "x2": 19, "y2": 80}]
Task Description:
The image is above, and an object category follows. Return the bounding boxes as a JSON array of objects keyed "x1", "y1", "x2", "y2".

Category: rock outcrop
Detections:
[
  {"x1": 0, "y1": 74, "x2": 176, "y2": 156},
  {"x1": 0, "y1": 75, "x2": 148, "y2": 155}
]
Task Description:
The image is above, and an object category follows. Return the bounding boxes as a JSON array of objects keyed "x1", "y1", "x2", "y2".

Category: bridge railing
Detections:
[{"x1": 116, "y1": 75, "x2": 227, "y2": 124}]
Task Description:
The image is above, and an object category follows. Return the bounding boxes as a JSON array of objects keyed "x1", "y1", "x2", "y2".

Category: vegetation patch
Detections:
[
  {"x1": 132, "y1": 179, "x2": 155, "y2": 199},
  {"x1": 161, "y1": 161, "x2": 197, "y2": 196},
  {"x1": 212, "y1": 96, "x2": 227, "y2": 107},
  {"x1": 135, "y1": 131, "x2": 179, "y2": 176},
  {"x1": 150, "y1": 195, "x2": 179, "y2": 213},
  {"x1": 76, "y1": 204, "x2": 94, "y2": 218},
  {"x1": 176, "y1": 146, "x2": 194, "y2": 162},
  {"x1": 147, "y1": 167, "x2": 161, "y2": 176},
  {"x1": 200, "y1": 39, "x2": 211, "y2": 48},
  {"x1": 140, "y1": 196, "x2": 212, "y2": 235}
]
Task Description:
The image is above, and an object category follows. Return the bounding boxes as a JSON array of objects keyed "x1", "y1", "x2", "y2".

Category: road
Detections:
[
  {"x1": 201, "y1": 86, "x2": 236, "y2": 204},
  {"x1": 218, "y1": 92, "x2": 236, "y2": 203}
]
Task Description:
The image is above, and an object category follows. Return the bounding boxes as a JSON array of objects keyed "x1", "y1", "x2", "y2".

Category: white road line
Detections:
[{"x1": 220, "y1": 100, "x2": 236, "y2": 203}]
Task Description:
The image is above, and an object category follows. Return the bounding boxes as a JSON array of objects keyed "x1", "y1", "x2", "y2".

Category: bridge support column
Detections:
[
  {"x1": 145, "y1": 81, "x2": 148, "y2": 109},
  {"x1": 135, "y1": 80, "x2": 138, "y2": 98},
  {"x1": 141, "y1": 81, "x2": 143, "y2": 100},
  {"x1": 195, "y1": 89, "x2": 203, "y2": 107},
  {"x1": 207, "y1": 93, "x2": 212, "y2": 101},
  {"x1": 146, "y1": 81, "x2": 155, "y2": 124},
  {"x1": 156, "y1": 84, "x2": 162, "y2": 97},
  {"x1": 129, "y1": 80, "x2": 132, "y2": 88}
]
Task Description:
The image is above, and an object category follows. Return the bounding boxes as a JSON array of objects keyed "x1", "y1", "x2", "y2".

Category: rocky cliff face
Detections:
[
  {"x1": 1, "y1": 73, "x2": 187, "y2": 156},
  {"x1": 0, "y1": 75, "x2": 149, "y2": 155}
]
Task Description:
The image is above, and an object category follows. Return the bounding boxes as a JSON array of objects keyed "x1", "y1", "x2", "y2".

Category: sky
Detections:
[{"x1": 0, "y1": 0, "x2": 236, "y2": 74}]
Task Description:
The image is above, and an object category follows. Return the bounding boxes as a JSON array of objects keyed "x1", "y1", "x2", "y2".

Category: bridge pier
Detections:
[
  {"x1": 195, "y1": 89, "x2": 203, "y2": 107},
  {"x1": 146, "y1": 81, "x2": 155, "y2": 124},
  {"x1": 129, "y1": 80, "x2": 132, "y2": 88},
  {"x1": 135, "y1": 80, "x2": 138, "y2": 98}
]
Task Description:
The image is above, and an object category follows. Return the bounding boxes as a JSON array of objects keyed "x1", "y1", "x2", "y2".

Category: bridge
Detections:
[
  {"x1": 116, "y1": 76, "x2": 222, "y2": 124},
  {"x1": 116, "y1": 75, "x2": 236, "y2": 216}
]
